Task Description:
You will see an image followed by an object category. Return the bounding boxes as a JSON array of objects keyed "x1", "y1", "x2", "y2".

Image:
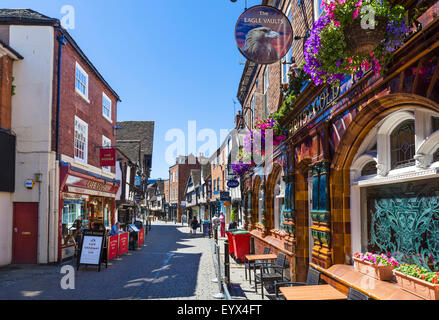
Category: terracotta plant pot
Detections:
[
  {"x1": 353, "y1": 257, "x2": 395, "y2": 281},
  {"x1": 394, "y1": 270, "x2": 439, "y2": 300}
]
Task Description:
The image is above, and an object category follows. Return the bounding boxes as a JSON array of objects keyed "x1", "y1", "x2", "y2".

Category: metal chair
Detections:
[
  {"x1": 254, "y1": 253, "x2": 288, "y2": 299},
  {"x1": 274, "y1": 267, "x2": 322, "y2": 299},
  {"x1": 245, "y1": 246, "x2": 271, "y2": 284},
  {"x1": 347, "y1": 287, "x2": 371, "y2": 300}
]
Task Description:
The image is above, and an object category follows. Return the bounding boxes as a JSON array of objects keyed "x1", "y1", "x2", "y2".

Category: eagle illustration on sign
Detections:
[{"x1": 235, "y1": 5, "x2": 293, "y2": 65}]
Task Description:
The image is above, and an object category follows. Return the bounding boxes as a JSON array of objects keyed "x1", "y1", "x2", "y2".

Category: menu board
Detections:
[{"x1": 77, "y1": 230, "x2": 105, "y2": 271}]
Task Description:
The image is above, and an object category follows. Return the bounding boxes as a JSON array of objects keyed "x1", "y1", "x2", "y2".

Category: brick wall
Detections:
[{"x1": 52, "y1": 31, "x2": 118, "y2": 173}]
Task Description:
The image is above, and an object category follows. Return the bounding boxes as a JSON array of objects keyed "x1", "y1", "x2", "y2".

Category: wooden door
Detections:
[{"x1": 13, "y1": 203, "x2": 38, "y2": 264}]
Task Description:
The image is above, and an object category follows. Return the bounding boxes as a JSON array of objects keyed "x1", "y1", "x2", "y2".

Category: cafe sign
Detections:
[
  {"x1": 290, "y1": 84, "x2": 341, "y2": 134},
  {"x1": 100, "y1": 148, "x2": 116, "y2": 167}
]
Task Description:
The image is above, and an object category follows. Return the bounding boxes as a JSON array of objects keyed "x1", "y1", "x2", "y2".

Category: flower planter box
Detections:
[
  {"x1": 394, "y1": 270, "x2": 439, "y2": 300},
  {"x1": 353, "y1": 257, "x2": 395, "y2": 281}
]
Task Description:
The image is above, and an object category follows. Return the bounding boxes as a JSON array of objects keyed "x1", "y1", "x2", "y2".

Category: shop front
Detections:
[{"x1": 58, "y1": 162, "x2": 119, "y2": 261}]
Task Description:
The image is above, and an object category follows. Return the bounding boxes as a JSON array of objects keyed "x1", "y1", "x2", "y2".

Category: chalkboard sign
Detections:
[{"x1": 77, "y1": 230, "x2": 105, "y2": 271}]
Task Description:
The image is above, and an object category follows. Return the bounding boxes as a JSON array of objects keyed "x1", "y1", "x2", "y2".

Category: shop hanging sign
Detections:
[
  {"x1": 227, "y1": 179, "x2": 240, "y2": 188},
  {"x1": 77, "y1": 230, "x2": 105, "y2": 272},
  {"x1": 100, "y1": 148, "x2": 116, "y2": 167},
  {"x1": 235, "y1": 5, "x2": 293, "y2": 65}
]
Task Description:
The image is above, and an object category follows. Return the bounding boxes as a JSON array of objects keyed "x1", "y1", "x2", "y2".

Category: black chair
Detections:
[
  {"x1": 245, "y1": 246, "x2": 271, "y2": 284},
  {"x1": 254, "y1": 253, "x2": 288, "y2": 299},
  {"x1": 274, "y1": 267, "x2": 322, "y2": 299},
  {"x1": 347, "y1": 287, "x2": 371, "y2": 300}
]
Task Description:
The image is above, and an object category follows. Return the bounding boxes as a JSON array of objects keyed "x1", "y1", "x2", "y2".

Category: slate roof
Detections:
[
  {"x1": 0, "y1": 9, "x2": 58, "y2": 24},
  {"x1": 116, "y1": 121, "x2": 154, "y2": 165}
]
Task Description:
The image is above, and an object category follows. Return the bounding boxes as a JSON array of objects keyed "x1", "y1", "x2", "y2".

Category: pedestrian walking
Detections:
[
  {"x1": 110, "y1": 222, "x2": 120, "y2": 235},
  {"x1": 191, "y1": 216, "x2": 199, "y2": 237},
  {"x1": 219, "y1": 212, "x2": 226, "y2": 238}
]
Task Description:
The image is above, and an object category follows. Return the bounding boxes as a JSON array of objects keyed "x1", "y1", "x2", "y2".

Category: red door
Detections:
[{"x1": 13, "y1": 203, "x2": 38, "y2": 264}]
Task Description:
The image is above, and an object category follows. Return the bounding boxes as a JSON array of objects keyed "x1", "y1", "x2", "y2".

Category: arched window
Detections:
[
  {"x1": 361, "y1": 161, "x2": 377, "y2": 176},
  {"x1": 390, "y1": 119, "x2": 415, "y2": 170}
]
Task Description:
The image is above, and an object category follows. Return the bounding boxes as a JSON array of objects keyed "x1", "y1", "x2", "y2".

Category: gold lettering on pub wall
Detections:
[{"x1": 86, "y1": 181, "x2": 106, "y2": 191}]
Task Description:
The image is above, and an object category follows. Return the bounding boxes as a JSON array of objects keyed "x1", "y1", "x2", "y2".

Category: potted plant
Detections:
[
  {"x1": 353, "y1": 252, "x2": 399, "y2": 281},
  {"x1": 394, "y1": 264, "x2": 439, "y2": 300},
  {"x1": 303, "y1": 0, "x2": 409, "y2": 86}
]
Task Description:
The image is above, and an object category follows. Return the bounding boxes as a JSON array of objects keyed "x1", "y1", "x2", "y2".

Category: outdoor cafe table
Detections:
[
  {"x1": 244, "y1": 254, "x2": 277, "y2": 284},
  {"x1": 279, "y1": 284, "x2": 347, "y2": 300}
]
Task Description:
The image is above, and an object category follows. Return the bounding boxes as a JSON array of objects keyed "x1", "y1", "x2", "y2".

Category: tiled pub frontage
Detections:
[{"x1": 240, "y1": 4, "x2": 439, "y2": 298}]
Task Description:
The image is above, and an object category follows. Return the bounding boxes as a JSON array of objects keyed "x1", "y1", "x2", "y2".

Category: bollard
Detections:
[
  {"x1": 224, "y1": 240, "x2": 230, "y2": 289},
  {"x1": 214, "y1": 225, "x2": 218, "y2": 244}
]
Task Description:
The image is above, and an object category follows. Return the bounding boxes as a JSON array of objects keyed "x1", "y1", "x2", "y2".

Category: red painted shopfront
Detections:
[{"x1": 58, "y1": 162, "x2": 120, "y2": 262}]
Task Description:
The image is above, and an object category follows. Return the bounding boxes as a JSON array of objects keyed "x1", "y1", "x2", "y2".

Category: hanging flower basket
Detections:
[
  {"x1": 344, "y1": 16, "x2": 388, "y2": 56},
  {"x1": 394, "y1": 264, "x2": 439, "y2": 300},
  {"x1": 303, "y1": 0, "x2": 409, "y2": 86}
]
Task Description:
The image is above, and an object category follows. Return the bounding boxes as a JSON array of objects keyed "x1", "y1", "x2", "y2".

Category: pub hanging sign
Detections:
[{"x1": 235, "y1": 5, "x2": 293, "y2": 65}]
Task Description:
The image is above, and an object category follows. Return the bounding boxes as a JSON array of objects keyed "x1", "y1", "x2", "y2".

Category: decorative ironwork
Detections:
[
  {"x1": 390, "y1": 120, "x2": 415, "y2": 170},
  {"x1": 368, "y1": 180, "x2": 439, "y2": 271}
]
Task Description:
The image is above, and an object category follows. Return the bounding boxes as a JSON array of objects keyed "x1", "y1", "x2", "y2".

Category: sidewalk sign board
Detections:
[{"x1": 77, "y1": 230, "x2": 105, "y2": 272}]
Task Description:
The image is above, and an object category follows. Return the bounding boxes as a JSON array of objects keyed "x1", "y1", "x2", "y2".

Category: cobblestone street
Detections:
[{"x1": 0, "y1": 221, "x2": 222, "y2": 300}]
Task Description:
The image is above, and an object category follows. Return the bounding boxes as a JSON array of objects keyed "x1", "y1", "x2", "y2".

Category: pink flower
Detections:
[
  {"x1": 334, "y1": 20, "x2": 340, "y2": 27},
  {"x1": 355, "y1": 0, "x2": 362, "y2": 7},
  {"x1": 353, "y1": 9, "x2": 359, "y2": 19}
]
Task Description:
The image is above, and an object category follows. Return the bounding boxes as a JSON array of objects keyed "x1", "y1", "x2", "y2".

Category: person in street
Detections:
[
  {"x1": 228, "y1": 220, "x2": 237, "y2": 230},
  {"x1": 191, "y1": 216, "x2": 199, "y2": 236},
  {"x1": 110, "y1": 222, "x2": 120, "y2": 236},
  {"x1": 219, "y1": 212, "x2": 226, "y2": 238}
]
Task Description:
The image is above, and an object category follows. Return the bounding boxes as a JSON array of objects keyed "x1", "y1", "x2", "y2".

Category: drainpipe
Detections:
[
  {"x1": 55, "y1": 30, "x2": 66, "y2": 263},
  {"x1": 56, "y1": 31, "x2": 66, "y2": 160}
]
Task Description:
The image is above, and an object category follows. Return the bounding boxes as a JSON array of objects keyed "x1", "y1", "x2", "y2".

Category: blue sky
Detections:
[{"x1": 3, "y1": 0, "x2": 261, "y2": 179}]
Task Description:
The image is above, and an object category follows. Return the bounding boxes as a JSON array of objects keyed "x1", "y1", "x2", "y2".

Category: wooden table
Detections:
[
  {"x1": 244, "y1": 254, "x2": 277, "y2": 284},
  {"x1": 279, "y1": 285, "x2": 347, "y2": 300}
]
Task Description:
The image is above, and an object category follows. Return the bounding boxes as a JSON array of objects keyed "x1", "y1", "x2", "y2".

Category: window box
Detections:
[
  {"x1": 353, "y1": 257, "x2": 395, "y2": 281},
  {"x1": 394, "y1": 270, "x2": 439, "y2": 300}
]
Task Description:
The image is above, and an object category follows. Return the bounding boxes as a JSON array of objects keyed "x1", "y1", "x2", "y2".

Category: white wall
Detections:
[{"x1": 10, "y1": 25, "x2": 58, "y2": 264}]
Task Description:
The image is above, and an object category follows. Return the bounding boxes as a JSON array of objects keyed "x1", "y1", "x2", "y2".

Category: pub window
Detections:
[
  {"x1": 264, "y1": 66, "x2": 270, "y2": 117},
  {"x1": 258, "y1": 186, "x2": 264, "y2": 223},
  {"x1": 390, "y1": 120, "x2": 415, "y2": 170},
  {"x1": 361, "y1": 161, "x2": 377, "y2": 176},
  {"x1": 274, "y1": 173, "x2": 285, "y2": 229},
  {"x1": 282, "y1": 5, "x2": 293, "y2": 85},
  {"x1": 74, "y1": 116, "x2": 88, "y2": 163}
]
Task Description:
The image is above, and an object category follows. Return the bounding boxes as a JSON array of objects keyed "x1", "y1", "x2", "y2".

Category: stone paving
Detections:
[{"x1": 0, "y1": 221, "x2": 270, "y2": 300}]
